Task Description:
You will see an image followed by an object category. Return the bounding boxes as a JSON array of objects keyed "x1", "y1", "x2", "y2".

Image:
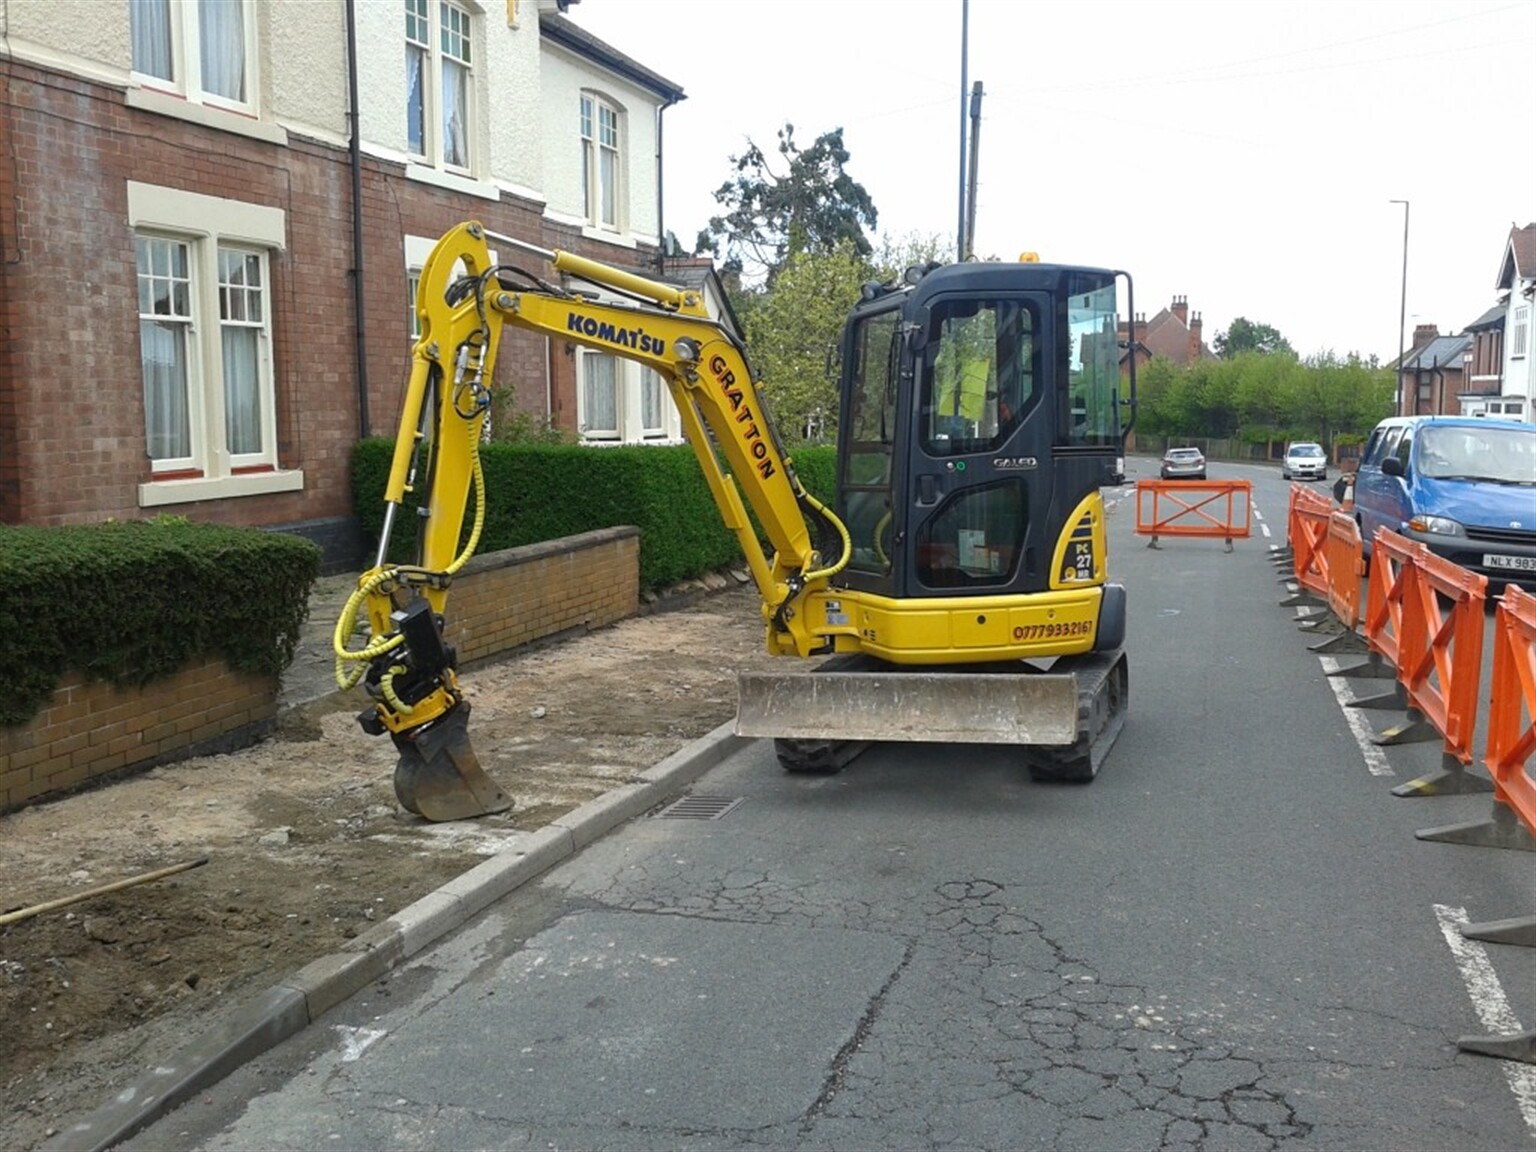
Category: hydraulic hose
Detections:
[{"x1": 333, "y1": 419, "x2": 489, "y2": 691}]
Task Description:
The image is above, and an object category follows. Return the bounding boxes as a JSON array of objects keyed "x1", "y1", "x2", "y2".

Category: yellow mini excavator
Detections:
[{"x1": 336, "y1": 222, "x2": 1137, "y2": 820}]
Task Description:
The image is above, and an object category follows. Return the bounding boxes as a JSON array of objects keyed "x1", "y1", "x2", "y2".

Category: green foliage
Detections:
[
  {"x1": 696, "y1": 123, "x2": 878, "y2": 283},
  {"x1": 355, "y1": 439, "x2": 753, "y2": 590},
  {"x1": 1214, "y1": 317, "x2": 1294, "y2": 358},
  {"x1": 1132, "y1": 351, "x2": 1394, "y2": 446},
  {"x1": 0, "y1": 521, "x2": 320, "y2": 727},
  {"x1": 487, "y1": 403, "x2": 569, "y2": 445},
  {"x1": 743, "y1": 243, "x2": 869, "y2": 448},
  {"x1": 788, "y1": 445, "x2": 838, "y2": 505},
  {"x1": 872, "y1": 232, "x2": 953, "y2": 281}
]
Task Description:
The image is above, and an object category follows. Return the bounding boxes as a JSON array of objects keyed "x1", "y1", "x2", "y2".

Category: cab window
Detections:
[{"x1": 920, "y1": 298, "x2": 1037, "y2": 456}]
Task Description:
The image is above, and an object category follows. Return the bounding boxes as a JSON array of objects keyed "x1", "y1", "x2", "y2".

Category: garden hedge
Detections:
[
  {"x1": 352, "y1": 438, "x2": 839, "y2": 590},
  {"x1": 0, "y1": 520, "x2": 321, "y2": 727}
]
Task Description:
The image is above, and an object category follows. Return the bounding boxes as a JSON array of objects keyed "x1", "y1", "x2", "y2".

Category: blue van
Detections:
[{"x1": 1353, "y1": 416, "x2": 1536, "y2": 588}]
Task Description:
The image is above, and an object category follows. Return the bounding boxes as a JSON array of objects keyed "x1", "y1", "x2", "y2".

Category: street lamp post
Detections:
[{"x1": 1390, "y1": 199, "x2": 1409, "y2": 415}]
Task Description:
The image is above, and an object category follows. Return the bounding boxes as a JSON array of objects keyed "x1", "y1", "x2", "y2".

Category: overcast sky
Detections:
[{"x1": 570, "y1": 0, "x2": 1535, "y2": 362}]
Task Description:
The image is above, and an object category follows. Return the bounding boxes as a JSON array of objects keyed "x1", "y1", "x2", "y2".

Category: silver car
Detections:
[
  {"x1": 1160, "y1": 447, "x2": 1206, "y2": 480},
  {"x1": 1282, "y1": 442, "x2": 1328, "y2": 481}
]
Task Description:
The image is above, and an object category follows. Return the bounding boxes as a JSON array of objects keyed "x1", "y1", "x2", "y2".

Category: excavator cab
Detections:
[{"x1": 835, "y1": 262, "x2": 1131, "y2": 607}]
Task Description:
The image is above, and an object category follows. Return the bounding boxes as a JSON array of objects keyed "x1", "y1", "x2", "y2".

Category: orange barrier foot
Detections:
[
  {"x1": 1374, "y1": 707, "x2": 1439, "y2": 748},
  {"x1": 1310, "y1": 630, "x2": 1369, "y2": 655},
  {"x1": 1417, "y1": 802, "x2": 1536, "y2": 853},
  {"x1": 1458, "y1": 1031, "x2": 1536, "y2": 1066},
  {"x1": 1461, "y1": 916, "x2": 1536, "y2": 947},
  {"x1": 1389, "y1": 751, "x2": 1496, "y2": 797}
]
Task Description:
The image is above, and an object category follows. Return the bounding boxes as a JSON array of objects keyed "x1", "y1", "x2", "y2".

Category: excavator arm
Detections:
[{"x1": 335, "y1": 222, "x2": 852, "y2": 819}]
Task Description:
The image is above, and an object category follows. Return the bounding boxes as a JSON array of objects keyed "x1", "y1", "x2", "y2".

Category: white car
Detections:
[{"x1": 1282, "y1": 442, "x2": 1328, "y2": 481}]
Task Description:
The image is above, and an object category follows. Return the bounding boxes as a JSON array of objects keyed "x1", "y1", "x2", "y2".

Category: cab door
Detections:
[{"x1": 903, "y1": 292, "x2": 1053, "y2": 597}]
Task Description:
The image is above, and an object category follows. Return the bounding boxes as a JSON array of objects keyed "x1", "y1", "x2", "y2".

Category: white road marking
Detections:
[
  {"x1": 335, "y1": 1025, "x2": 388, "y2": 1062},
  {"x1": 1433, "y1": 904, "x2": 1536, "y2": 1137},
  {"x1": 1319, "y1": 661, "x2": 1394, "y2": 776}
]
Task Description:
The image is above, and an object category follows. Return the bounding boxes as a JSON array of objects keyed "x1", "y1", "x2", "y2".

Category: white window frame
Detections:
[
  {"x1": 1512, "y1": 305, "x2": 1529, "y2": 359},
  {"x1": 580, "y1": 91, "x2": 624, "y2": 231},
  {"x1": 128, "y1": 182, "x2": 300, "y2": 506},
  {"x1": 577, "y1": 349, "x2": 622, "y2": 441},
  {"x1": 576, "y1": 353, "x2": 680, "y2": 445},
  {"x1": 129, "y1": 0, "x2": 256, "y2": 114},
  {"x1": 406, "y1": 0, "x2": 476, "y2": 176}
]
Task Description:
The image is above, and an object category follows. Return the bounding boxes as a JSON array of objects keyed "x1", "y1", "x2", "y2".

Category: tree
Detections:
[
  {"x1": 695, "y1": 123, "x2": 878, "y2": 284},
  {"x1": 741, "y1": 242, "x2": 871, "y2": 446},
  {"x1": 1214, "y1": 317, "x2": 1294, "y2": 359}
]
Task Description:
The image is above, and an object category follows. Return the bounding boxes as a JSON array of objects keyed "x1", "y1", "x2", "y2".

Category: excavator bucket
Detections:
[{"x1": 391, "y1": 704, "x2": 514, "y2": 822}]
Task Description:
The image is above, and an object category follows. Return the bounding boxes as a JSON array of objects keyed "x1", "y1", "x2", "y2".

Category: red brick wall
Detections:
[
  {"x1": 445, "y1": 528, "x2": 639, "y2": 663},
  {"x1": 0, "y1": 658, "x2": 279, "y2": 812},
  {"x1": 1, "y1": 531, "x2": 640, "y2": 812},
  {"x1": 0, "y1": 59, "x2": 656, "y2": 532}
]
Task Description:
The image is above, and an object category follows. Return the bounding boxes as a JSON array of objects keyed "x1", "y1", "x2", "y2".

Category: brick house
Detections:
[
  {"x1": 1117, "y1": 295, "x2": 1215, "y2": 374},
  {"x1": 1396, "y1": 224, "x2": 1534, "y2": 422},
  {"x1": 1395, "y1": 324, "x2": 1469, "y2": 417},
  {"x1": 1457, "y1": 304, "x2": 1505, "y2": 416},
  {"x1": 0, "y1": 0, "x2": 708, "y2": 571}
]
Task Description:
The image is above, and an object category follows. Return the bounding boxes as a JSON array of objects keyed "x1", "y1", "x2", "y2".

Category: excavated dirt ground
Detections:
[{"x1": 0, "y1": 573, "x2": 779, "y2": 1150}]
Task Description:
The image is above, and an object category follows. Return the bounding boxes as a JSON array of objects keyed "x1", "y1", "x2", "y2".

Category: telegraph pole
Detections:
[
  {"x1": 1390, "y1": 199, "x2": 1410, "y2": 415},
  {"x1": 964, "y1": 82, "x2": 983, "y2": 259}
]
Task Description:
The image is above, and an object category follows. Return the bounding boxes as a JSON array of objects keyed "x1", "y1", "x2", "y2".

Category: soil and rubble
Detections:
[{"x1": 0, "y1": 571, "x2": 776, "y2": 1149}]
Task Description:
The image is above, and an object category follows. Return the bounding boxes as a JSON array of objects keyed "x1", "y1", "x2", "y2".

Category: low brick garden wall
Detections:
[{"x1": 0, "y1": 527, "x2": 642, "y2": 813}]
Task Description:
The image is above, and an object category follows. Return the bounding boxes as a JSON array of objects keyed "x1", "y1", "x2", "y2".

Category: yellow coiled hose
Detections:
[{"x1": 332, "y1": 432, "x2": 489, "y2": 709}]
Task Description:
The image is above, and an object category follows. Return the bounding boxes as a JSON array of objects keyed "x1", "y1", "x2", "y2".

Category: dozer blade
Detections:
[
  {"x1": 392, "y1": 703, "x2": 514, "y2": 822},
  {"x1": 740, "y1": 650, "x2": 1129, "y2": 781},
  {"x1": 736, "y1": 656, "x2": 1080, "y2": 745}
]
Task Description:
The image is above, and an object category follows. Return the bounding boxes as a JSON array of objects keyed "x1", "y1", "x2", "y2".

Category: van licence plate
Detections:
[{"x1": 1485, "y1": 554, "x2": 1536, "y2": 571}]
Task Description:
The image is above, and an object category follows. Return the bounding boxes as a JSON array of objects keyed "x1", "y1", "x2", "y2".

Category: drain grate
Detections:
[{"x1": 655, "y1": 795, "x2": 744, "y2": 821}]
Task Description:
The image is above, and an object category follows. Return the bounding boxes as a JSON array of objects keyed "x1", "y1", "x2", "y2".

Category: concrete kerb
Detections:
[{"x1": 41, "y1": 719, "x2": 746, "y2": 1152}]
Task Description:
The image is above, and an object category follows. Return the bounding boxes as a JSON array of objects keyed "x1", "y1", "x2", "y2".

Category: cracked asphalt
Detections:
[{"x1": 122, "y1": 465, "x2": 1536, "y2": 1150}]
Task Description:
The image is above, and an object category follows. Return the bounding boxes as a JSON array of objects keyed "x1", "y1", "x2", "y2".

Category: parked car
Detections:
[
  {"x1": 1160, "y1": 447, "x2": 1206, "y2": 480},
  {"x1": 1352, "y1": 416, "x2": 1536, "y2": 587},
  {"x1": 1282, "y1": 442, "x2": 1328, "y2": 481}
]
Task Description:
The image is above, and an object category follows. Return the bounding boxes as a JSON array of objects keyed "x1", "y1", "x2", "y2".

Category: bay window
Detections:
[{"x1": 128, "y1": 182, "x2": 298, "y2": 505}]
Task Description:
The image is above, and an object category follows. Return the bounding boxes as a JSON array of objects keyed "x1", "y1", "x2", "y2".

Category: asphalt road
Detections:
[{"x1": 124, "y1": 457, "x2": 1536, "y2": 1150}]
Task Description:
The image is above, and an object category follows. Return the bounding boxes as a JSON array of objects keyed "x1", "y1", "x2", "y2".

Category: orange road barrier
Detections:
[
  {"x1": 1380, "y1": 548, "x2": 1490, "y2": 797},
  {"x1": 1287, "y1": 486, "x2": 1333, "y2": 598},
  {"x1": 1361, "y1": 528, "x2": 1425, "y2": 677},
  {"x1": 1323, "y1": 511, "x2": 1365, "y2": 632},
  {"x1": 1485, "y1": 585, "x2": 1536, "y2": 840},
  {"x1": 1136, "y1": 479, "x2": 1252, "y2": 552},
  {"x1": 1415, "y1": 584, "x2": 1536, "y2": 1065},
  {"x1": 1418, "y1": 583, "x2": 1536, "y2": 853}
]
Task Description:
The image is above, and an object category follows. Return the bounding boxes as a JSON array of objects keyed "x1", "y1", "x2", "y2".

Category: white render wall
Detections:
[
  {"x1": 1, "y1": 0, "x2": 132, "y2": 80},
  {"x1": 352, "y1": 0, "x2": 545, "y2": 197},
  {"x1": 267, "y1": 9, "x2": 347, "y2": 143},
  {"x1": 539, "y1": 39, "x2": 662, "y2": 244},
  {"x1": 1505, "y1": 290, "x2": 1535, "y2": 422},
  {"x1": 4, "y1": 0, "x2": 668, "y2": 237}
]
